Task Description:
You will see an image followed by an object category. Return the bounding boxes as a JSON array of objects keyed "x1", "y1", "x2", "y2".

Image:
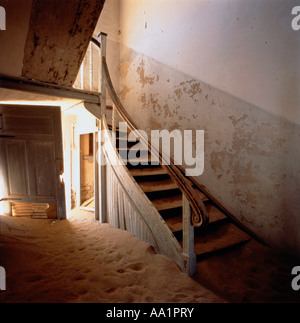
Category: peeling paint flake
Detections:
[
  {"x1": 229, "y1": 114, "x2": 248, "y2": 126},
  {"x1": 137, "y1": 60, "x2": 155, "y2": 87},
  {"x1": 174, "y1": 88, "x2": 183, "y2": 100},
  {"x1": 177, "y1": 79, "x2": 202, "y2": 103}
]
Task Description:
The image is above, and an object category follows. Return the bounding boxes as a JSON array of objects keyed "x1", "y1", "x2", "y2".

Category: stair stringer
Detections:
[{"x1": 102, "y1": 118, "x2": 184, "y2": 269}]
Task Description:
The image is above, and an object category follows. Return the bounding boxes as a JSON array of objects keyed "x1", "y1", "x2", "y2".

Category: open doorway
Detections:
[
  {"x1": 80, "y1": 133, "x2": 94, "y2": 211},
  {"x1": 62, "y1": 104, "x2": 98, "y2": 217}
]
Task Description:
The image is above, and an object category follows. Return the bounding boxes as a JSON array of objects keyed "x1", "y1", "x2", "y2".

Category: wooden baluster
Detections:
[
  {"x1": 112, "y1": 103, "x2": 116, "y2": 135},
  {"x1": 98, "y1": 32, "x2": 107, "y2": 223},
  {"x1": 94, "y1": 128, "x2": 99, "y2": 221},
  {"x1": 110, "y1": 103, "x2": 117, "y2": 152},
  {"x1": 182, "y1": 194, "x2": 197, "y2": 276},
  {"x1": 92, "y1": 35, "x2": 100, "y2": 221}
]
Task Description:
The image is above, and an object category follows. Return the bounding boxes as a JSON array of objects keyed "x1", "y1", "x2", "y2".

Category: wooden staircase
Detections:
[
  {"x1": 87, "y1": 34, "x2": 251, "y2": 273},
  {"x1": 112, "y1": 124, "x2": 251, "y2": 263}
]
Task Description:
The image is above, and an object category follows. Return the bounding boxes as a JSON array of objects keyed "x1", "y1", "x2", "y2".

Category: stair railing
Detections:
[{"x1": 90, "y1": 32, "x2": 209, "y2": 275}]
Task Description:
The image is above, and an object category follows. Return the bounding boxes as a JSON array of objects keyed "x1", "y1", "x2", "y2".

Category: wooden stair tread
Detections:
[
  {"x1": 165, "y1": 215, "x2": 183, "y2": 233},
  {"x1": 151, "y1": 194, "x2": 182, "y2": 211},
  {"x1": 206, "y1": 204, "x2": 228, "y2": 223},
  {"x1": 118, "y1": 148, "x2": 148, "y2": 153},
  {"x1": 126, "y1": 155, "x2": 150, "y2": 163},
  {"x1": 117, "y1": 136, "x2": 139, "y2": 141},
  {"x1": 148, "y1": 190, "x2": 209, "y2": 208},
  {"x1": 138, "y1": 179, "x2": 178, "y2": 193},
  {"x1": 113, "y1": 122, "x2": 249, "y2": 265},
  {"x1": 126, "y1": 157, "x2": 160, "y2": 167},
  {"x1": 163, "y1": 204, "x2": 227, "y2": 232},
  {"x1": 193, "y1": 222, "x2": 250, "y2": 256},
  {"x1": 129, "y1": 167, "x2": 168, "y2": 177},
  {"x1": 117, "y1": 141, "x2": 147, "y2": 150}
]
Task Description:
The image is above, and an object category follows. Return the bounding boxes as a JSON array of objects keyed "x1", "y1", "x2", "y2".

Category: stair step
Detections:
[
  {"x1": 117, "y1": 139, "x2": 140, "y2": 148},
  {"x1": 126, "y1": 154, "x2": 149, "y2": 162},
  {"x1": 117, "y1": 135, "x2": 139, "y2": 140},
  {"x1": 151, "y1": 194, "x2": 182, "y2": 211},
  {"x1": 193, "y1": 222, "x2": 250, "y2": 257},
  {"x1": 113, "y1": 122, "x2": 249, "y2": 264},
  {"x1": 139, "y1": 178, "x2": 178, "y2": 193},
  {"x1": 118, "y1": 148, "x2": 149, "y2": 159},
  {"x1": 165, "y1": 215, "x2": 183, "y2": 233},
  {"x1": 118, "y1": 147, "x2": 148, "y2": 153},
  {"x1": 129, "y1": 167, "x2": 168, "y2": 177},
  {"x1": 163, "y1": 203, "x2": 228, "y2": 233},
  {"x1": 126, "y1": 156, "x2": 160, "y2": 167},
  {"x1": 206, "y1": 204, "x2": 228, "y2": 223}
]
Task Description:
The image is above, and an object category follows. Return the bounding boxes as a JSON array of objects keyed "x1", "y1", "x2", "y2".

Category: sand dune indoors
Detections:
[{"x1": 0, "y1": 209, "x2": 222, "y2": 303}]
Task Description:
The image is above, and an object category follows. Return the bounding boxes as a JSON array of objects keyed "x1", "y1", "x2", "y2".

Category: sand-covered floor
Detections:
[
  {"x1": 0, "y1": 209, "x2": 299, "y2": 303},
  {"x1": 0, "y1": 209, "x2": 223, "y2": 303}
]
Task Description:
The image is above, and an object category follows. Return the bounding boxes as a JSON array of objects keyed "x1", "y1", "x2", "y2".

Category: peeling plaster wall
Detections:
[
  {"x1": 115, "y1": 0, "x2": 300, "y2": 258},
  {"x1": 120, "y1": 0, "x2": 300, "y2": 124}
]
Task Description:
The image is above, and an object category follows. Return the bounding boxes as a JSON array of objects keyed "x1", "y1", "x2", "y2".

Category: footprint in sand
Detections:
[
  {"x1": 76, "y1": 287, "x2": 88, "y2": 296},
  {"x1": 73, "y1": 273, "x2": 86, "y2": 281},
  {"x1": 117, "y1": 269, "x2": 125, "y2": 274},
  {"x1": 105, "y1": 287, "x2": 117, "y2": 294},
  {"x1": 128, "y1": 263, "x2": 145, "y2": 272},
  {"x1": 27, "y1": 274, "x2": 44, "y2": 283},
  {"x1": 66, "y1": 247, "x2": 75, "y2": 254},
  {"x1": 89, "y1": 274, "x2": 100, "y2": 283}
]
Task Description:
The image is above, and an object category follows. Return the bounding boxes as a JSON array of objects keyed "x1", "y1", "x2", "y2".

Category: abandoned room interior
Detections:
[{"x1": 0, "y1": 0, "x2": 299, "y2": 303}]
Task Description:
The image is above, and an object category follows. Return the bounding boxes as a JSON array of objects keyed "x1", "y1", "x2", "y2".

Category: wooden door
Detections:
[{"x1": 0, "y1": 104, "x2": 66, "y2": 219}]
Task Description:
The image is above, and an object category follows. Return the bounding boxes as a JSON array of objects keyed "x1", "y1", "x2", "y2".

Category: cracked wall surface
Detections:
[
  {"x1": 89, "y1": 0, "x2": 300, "y2": 258},
  {"x1": 118, "y1": 45, "x2": 300, "y2": 258}
]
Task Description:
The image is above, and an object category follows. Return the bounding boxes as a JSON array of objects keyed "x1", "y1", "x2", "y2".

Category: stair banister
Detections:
[
  {"x1": 95, "y1": 33, "x2": 208, "y2": 228},
  {"x1": 93, "y1": 32, "x2": 209, "y2": 274}
]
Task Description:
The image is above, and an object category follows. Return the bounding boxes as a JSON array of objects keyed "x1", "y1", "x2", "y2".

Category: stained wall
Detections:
[{"x1": 99, "y1": 0, "x2": 300, "y2": 258}]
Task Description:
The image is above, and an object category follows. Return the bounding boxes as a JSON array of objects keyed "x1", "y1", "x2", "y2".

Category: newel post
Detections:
[
  {"x1": 98, "y1": 32, "x2": 108, "y2": 223},
  {"x1": 182, "y1": 194, "x2": 197, "y2": 276}
]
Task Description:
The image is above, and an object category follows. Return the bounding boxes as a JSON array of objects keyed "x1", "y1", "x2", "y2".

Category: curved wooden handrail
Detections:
[{"x1": 92, "y1": 37, "x2": 209, "y2": 228}]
